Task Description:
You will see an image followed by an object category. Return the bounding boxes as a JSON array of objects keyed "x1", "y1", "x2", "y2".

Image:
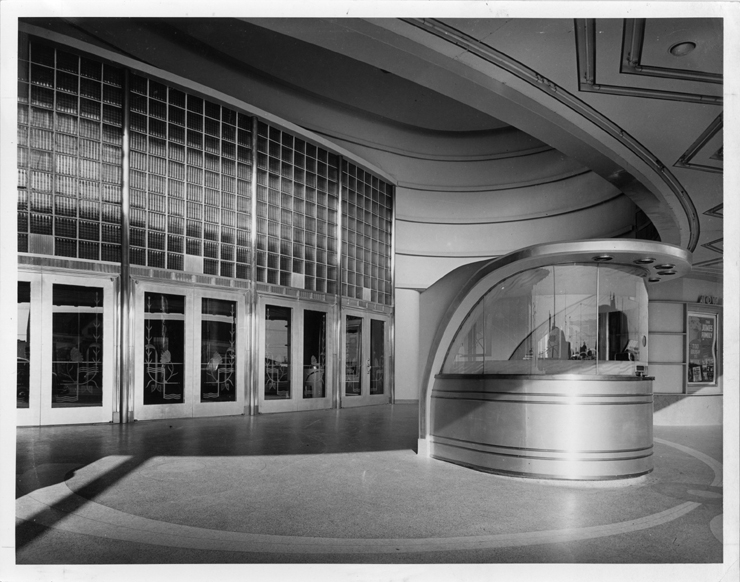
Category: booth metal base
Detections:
[{"x1": 430, "y1": 375, "x2": 654, "y2": 481}]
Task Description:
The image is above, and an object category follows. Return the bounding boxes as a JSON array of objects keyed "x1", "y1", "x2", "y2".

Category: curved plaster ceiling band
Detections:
[
  {"x1": 396, "y1": 168, "x2": 592, "y2": 194},
  {"x1": 401, "y1": 18, "x2": 701, "y2": 252},
  {"x1": 309, "y1": 126, "x2": 555, "y2": 162},
  {"x1": 15, "y1": 437, "x2": 719, "y2": 555},
  {"x1": 396, "y1": 192, "x2": 625, "y2": 227}
]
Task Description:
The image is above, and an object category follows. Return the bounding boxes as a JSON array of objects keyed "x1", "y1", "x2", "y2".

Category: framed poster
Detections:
[{"x1": 687, "y1": 312, "x2": 717, "y2": 385}]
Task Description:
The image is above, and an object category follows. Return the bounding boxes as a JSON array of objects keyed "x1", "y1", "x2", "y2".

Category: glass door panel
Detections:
[
  {"x1": 17, "y1": 282, "x2": 31, "y2": 409},
  {"x1": 370, "y1": 319, "x2": 385, "y2": 395},
  {"x1": 303, "y1": 310, "x2": 326, "y2": 398},
  {"x1": 52, "y1": 284, "x2": 105, "y2": 408},
  {"x1": 144, "y1": 292, "x2": 186, "y2": 405},
  {"x1": 258, "y1": 296, "x2": 333, "y2": 413},
  {"x1": 18, "y1": 273, "x2": 115, "y2": 426},
  {"x1": 265, "y1": 304, "x2": 291, "y2": 400},
  {"x1": 200, "y1": 298, "x2": 237, "y2": 403},
  {"x1": 135, "y1": 283, "x2": 244, "y2": 421},
  {"x1": 345, "y1": 315, "x2": 362, "y2": 396},
  {"x1": 341, "y1": 311, "x2": 390, "y2": 407}
]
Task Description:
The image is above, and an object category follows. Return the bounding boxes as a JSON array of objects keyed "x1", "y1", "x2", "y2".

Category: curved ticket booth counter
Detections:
[{"x1": 421, "y1": 240, "x2": 692, "y2": 480}]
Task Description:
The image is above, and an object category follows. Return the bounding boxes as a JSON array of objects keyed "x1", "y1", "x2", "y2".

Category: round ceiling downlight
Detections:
[{"x1": 669, "y1": 41, "x2": 697, "y2": 57}]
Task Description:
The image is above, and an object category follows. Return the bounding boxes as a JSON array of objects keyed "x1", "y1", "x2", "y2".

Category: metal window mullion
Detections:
[
  {"x1": 389, "y1": 182, "x2": 396, "y2": 404},
  {"x1": 335, "y1": 155, "x2": 344, "y2": 409},
  {"x1": 119, "y1": 68, "x2": 133, "y2": 423},
  {"x1": 248, "y1": 115, "x2": 259, "y2": 415}
]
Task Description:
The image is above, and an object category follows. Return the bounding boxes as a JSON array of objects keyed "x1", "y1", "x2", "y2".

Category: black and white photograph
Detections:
[{"x1": 1, "y1": 2, "x2": 737, "y2": 582}]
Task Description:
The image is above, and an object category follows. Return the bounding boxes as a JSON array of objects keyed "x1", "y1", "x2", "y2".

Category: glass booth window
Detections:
[
  {"x1": 144, "y1": 292, "x2": 185, "y2": 404},
  {"x1": 265, "y1": 305, "x2": 291, "y2": 399},
  {"x1": 17, "y1": 282, "x2": 31, "y2": 408},
  {"x1": 52, "y1": 284, "x2": 104, "y2": 407},
  {"x1": 201, "y1": 298, "x2": 237, "y2": 402},
  {"x1": 442, "y1": 264, "x2": 648, "y2": 376}
]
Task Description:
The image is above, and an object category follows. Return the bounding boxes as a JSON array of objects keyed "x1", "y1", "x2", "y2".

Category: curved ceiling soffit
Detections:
[
  {"x1": 396, "y1": 191, "x2": 626, "y2": 225},
  {"x1": 67, "y1": 17, "x2": 555, "y2": 165},
  {"x1": 391, "y1": 18, "x2": 700, "y2": 252}
]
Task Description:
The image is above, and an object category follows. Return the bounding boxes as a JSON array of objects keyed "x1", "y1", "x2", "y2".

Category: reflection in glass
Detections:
[
  {"x1": 303, "y1": 310, "x2": 326, "y2": 398},
  {"x1": 52, "y1": 284, "x2": 104, "y2": 407},
  {"x1": 597, "y1": 266, "x2": 648, "y2": 375},
  {"x1": 201, "y1": 298, "x2": 236, "y2": 402},
  {"x1": 144, "y1": 292, "x2": 185, "y2": 404},
  {"x1": 443, "y1": 264, "x2": 648, "y2": 376},
  {"x1": 345, "y1": 315, "x2": 362, "y2": 395},
  {"x1": 370, "y1": 319, "x2": 384, "y2": 394},
  {"x1": 265, "y1": 305, "x2": 291, "y2": 399},
  {"x1": 17, "y1": 282, "x2": 31, "y2": 408}
]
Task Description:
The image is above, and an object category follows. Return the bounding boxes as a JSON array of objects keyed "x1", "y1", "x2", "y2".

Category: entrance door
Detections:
[
  {"x1": 133, "y1": 281, "x2": 246, "y2": 421},
  {"x1": 257, "y1": 296, "x2": 333, "y2": 413},
  {"x1": 17, "y1": 272, "x2": 116, "y2": 426},
  {"x1": 341, "y1": 310, "x2": 390, "y2": 407}
]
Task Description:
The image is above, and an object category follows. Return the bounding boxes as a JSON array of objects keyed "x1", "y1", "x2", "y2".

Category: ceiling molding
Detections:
[
  {"x1": 576, "y1": 19, "x2": 722, "y2": 106},
  {"x1": 701, "y1": 238, "x2": 723, "y2": 254},
  {"x1": 674, "y1": 114, "x2": 723, "y2": 174},
  {"x1": 693, "y1": 257, "x2": 723, "y2": 268},
  {"x1": 307, "y1": 126, "x2": 554, "y2": 163},
  {"x1": 396, "y1": 169, "x2": 590, "y2": 194},
  {"x1": 396, "y1": 192, "x2": 625, "y2": 225},
  {"x1": 703, "y1": 203, "x2": 723, "y2": 219},
  {"x1": 403, "y1": 18, "x2": 700, "y2": 252},
  {"x1": 620, "y1": 19, "x2": 722, "y2": 85}
]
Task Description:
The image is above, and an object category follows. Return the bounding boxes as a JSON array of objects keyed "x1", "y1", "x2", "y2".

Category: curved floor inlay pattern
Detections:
[{"x1": 16, "y1": 438, "x2": 722, "y2": 555}]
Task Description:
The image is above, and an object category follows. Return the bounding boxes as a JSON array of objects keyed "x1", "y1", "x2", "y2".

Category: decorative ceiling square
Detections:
[
  {"x1": 675, "y1": 114, "x2": 723, "y2": 173},
  {"x1": 575, "y1": 19, "x2": 723, "y2": 105}
]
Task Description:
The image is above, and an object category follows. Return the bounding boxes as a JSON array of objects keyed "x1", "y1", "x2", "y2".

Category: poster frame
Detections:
[{"x1": 686, "y1": 309, "x2": 719, "y2": 390}]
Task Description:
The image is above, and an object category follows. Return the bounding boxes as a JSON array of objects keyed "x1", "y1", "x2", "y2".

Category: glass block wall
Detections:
[
  {"x1": 254, "y1": 121, "x2": 339, "y2": 293},
  {"x1": 17, "y1": 37, "x2": 394, "y2": 307},
  {"x1": 17, "y1": 40, "x2": 125, "y2": 261},
  {"x1": 128, "y1": 74, "x2": 253, "y2": 278},
  {"x1": 342, "y1": 162, "x2": 394, "y2": 305}
]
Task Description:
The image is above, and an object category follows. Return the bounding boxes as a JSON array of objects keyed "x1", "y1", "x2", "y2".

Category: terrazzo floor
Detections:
[{"x1": 12, "y1": 403, "x2": 727, "y2": 577}]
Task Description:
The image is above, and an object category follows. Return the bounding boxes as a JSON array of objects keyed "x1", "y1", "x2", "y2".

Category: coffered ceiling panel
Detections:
[
  {"x1": 675, "y1": 114, "x2": 723, "y2": 173},
  {"x1": 576, "y1": 19, "x2": 722, "y2": 104}
]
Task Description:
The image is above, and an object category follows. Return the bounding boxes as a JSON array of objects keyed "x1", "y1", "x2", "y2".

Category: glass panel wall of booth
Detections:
[{"x1": 443, "y1": 264, "x2": 649, "y2": 376}]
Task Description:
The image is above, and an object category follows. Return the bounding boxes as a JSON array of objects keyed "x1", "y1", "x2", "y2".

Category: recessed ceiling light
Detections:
[
  {"x1": 669, "y1": 42, "x2": 696, "y2": 57},
  {"x1": 592, "y1": 255, "x2": 613, "y2": 262},
  {"x1": 634, "y1": 258, "x2": 655, "y2": 264},
  {"x1": 657, "y1": 270, "x2": 676, "y2": 276},
  {"x1": 648, "y1": 278, "x2": 661, "y2": 283},
  {"x1": 655, "y1": 263, "x2": 675, "y2": 270}
]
